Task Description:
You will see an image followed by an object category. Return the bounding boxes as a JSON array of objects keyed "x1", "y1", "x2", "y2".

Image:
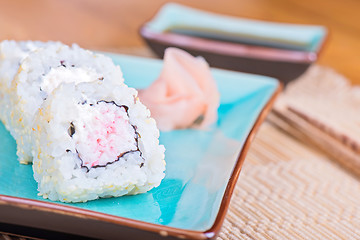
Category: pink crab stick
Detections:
[{"x1": 138, "y1": 48, "x2": 220, "y2": 131}]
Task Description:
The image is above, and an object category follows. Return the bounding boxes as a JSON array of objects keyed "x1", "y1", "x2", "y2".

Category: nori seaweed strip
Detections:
[
  {"x1": 97, "y1": 100, "x2": 128, "y2": 111},
  {"x1": 68, "y1": 122, "x2": 75, "y2": 137},
  {"x1": 60, "y1": 60, "x2": 66, "y2": 67},
  {"x1": 74, "y1": 100, "x2": 145, "y2": 172}
]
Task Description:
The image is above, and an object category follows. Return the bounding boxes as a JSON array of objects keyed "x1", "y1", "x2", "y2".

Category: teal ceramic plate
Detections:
[{"x1": 0, "y1": 53, "x2": 281, "y2": 240}]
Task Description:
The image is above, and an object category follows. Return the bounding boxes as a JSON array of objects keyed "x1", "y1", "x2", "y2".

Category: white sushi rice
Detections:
[
  {"x1": 6, "y1": 42, "x2": 124, "y2": 163},
  {"x1": 0, "y1": 40, "x2": 166, "y2": 202},
  {"x1": 0, "y1": 40, "x2": 62, "y2": 134},
  {"x1": 0, "y1": 40, "x2": 59, "y2": 90}
]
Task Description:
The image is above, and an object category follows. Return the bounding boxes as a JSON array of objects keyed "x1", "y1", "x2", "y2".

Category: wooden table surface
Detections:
[
  {"x1": 0, "y1": 0, "x2": 359, "y2": 84},
  {"x1": 0, "y1": 1, "x2": 359, "y2": 239}
]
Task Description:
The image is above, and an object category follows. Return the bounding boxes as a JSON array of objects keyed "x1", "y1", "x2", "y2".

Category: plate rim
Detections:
[
  {"x1": 0, "y1": 55, "x2": 282, "y2": 240},
  {"x1": 140, "y1": 26, "x2": 318, "y2": 64}
]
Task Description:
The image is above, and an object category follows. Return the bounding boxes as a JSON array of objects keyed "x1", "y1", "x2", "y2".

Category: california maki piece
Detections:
[
  {"x1": 32, "y1": 80, "x2": 165, "y2": 202},
  {"x1": 0, "y1": 40, "x2": 166, "y2": 202},
  {"x1": 0, "y1": 40, "x2": 62, "y2": 135},
  {"x1": 5, "y1": 43, "x2": 123, "y2": 163}
]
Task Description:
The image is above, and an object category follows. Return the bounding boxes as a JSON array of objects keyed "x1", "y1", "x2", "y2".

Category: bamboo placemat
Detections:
[
  {"x1": 219, "y1": 122, "x2": 360, "y2": 240},
  {"x1": 2, "y1": 48, "x2": 360, "y2": 240}
]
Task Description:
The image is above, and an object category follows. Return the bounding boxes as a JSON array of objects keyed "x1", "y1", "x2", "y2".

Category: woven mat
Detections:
[
  {"x1": 219, "y1": 122, "x2": 360, "y2": 240},
  {"x1": 2, "y1": 48, "x2": 360, "y2": 240}
]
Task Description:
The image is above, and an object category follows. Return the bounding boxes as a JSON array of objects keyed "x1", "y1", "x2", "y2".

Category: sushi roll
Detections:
[
  {"x1": 0, "y1": 40, "x2": 166, "y2": 202},
  {"x1": 6, "y1": 43, "x2": 123, "y2": 163},
  {"x1": 0, "y1": 40, "x2": 58, "y2": 91},
  {"x1": 0, "y1": 40, "x2": 62, "y2": 132},
  {"x1": 32, "y1": 79, "x2": 165, "y2": 202}
]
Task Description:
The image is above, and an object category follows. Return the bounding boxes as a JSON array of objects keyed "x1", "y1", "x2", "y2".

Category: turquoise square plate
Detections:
[{"x1": 0, "y1": 53, "x2": 281, "y2": 239}]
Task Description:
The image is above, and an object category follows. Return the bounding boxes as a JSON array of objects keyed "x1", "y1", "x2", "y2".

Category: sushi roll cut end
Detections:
[{"x1": 72, "y1": 101, "x2": 142, "y2": 170}]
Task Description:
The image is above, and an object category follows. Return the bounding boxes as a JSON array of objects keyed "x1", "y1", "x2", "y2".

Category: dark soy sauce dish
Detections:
[{"x1": 140, "y1": 3, "x2": 328, "y2": 85}]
